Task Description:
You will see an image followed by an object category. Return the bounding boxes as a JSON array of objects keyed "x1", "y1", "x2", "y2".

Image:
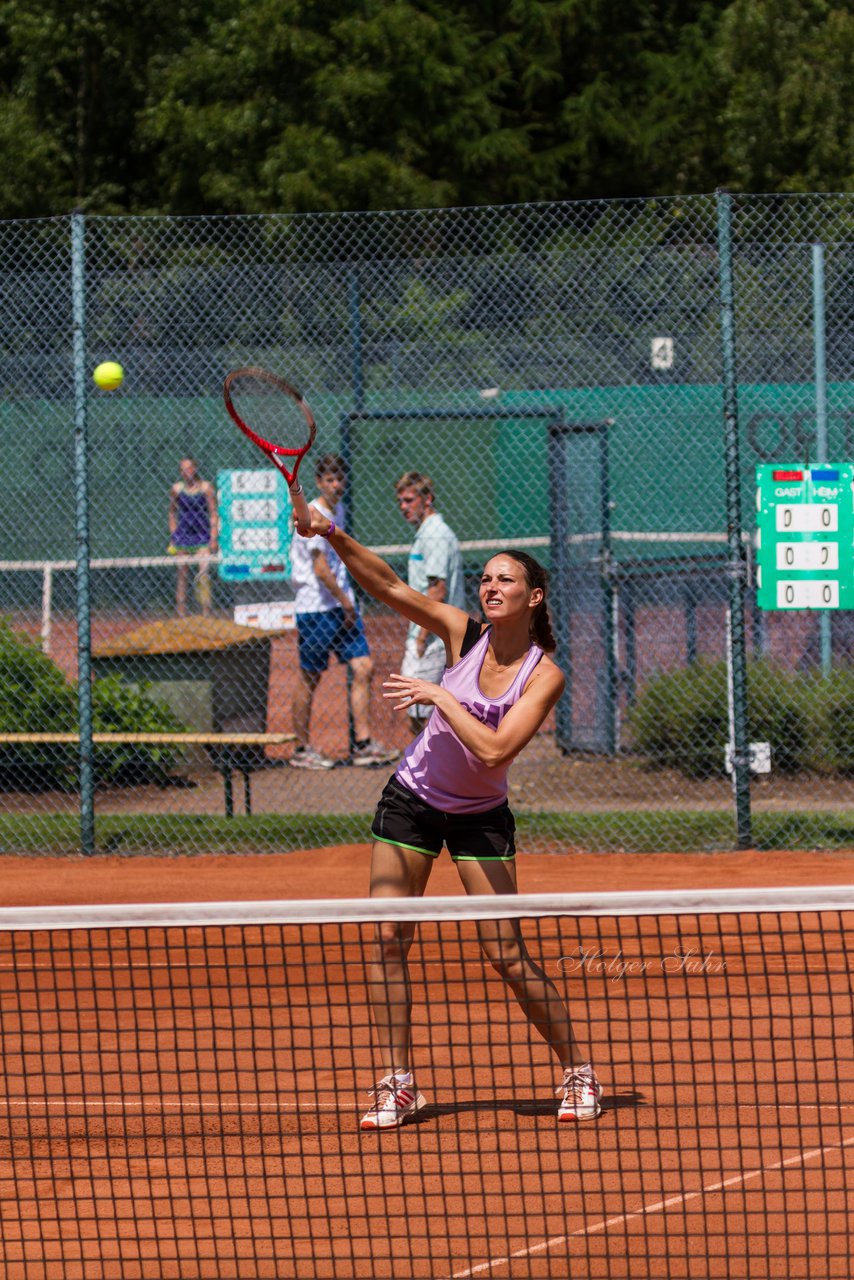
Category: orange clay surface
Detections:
[
  {"x1": 1, "y1": 843, "x2": 853, "y2": 905},
  {"x1": 1, "y1": 848, "x2": 852, "y2": 1280}
]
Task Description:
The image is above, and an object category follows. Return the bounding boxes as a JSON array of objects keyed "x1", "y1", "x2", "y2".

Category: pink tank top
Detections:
[{"x1": 395, "y1": 626, "x2": 544, "y2": 814}]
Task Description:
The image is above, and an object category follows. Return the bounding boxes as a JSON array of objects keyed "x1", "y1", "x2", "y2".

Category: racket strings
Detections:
[{"x1": 227, "y1": 372, "x2": 314, "y2": 456}]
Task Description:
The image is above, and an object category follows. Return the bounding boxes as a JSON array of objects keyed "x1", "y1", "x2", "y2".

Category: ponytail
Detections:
[{"x1": 503, "y1": 550, "x2": 557, "y2": 652}]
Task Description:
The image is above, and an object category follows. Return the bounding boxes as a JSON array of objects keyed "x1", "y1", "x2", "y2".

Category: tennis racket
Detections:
[{"x1": 223, "y1": 366, "x2": 316, "y2": 531}]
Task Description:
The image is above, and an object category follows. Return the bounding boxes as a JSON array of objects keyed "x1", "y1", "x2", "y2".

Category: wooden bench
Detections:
[{"x1": 0, "y1": 732, "x2": 296, "y2": 818}]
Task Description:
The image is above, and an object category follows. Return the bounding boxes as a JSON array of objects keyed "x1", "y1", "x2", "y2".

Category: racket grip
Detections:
[{"x1": 289, "y1": 482, "x2": 313, "y2": 533}]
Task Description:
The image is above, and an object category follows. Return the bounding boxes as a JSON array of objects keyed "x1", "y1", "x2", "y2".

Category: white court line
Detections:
[
  {"x1": 448, "y1": 1132, "x2": 854, "y2": 1278},
  {"x1": 3, "y1": 1094, "x2": 851, "y2": 1277}
]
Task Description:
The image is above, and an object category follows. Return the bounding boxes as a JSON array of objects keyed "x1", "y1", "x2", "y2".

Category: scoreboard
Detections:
[
  {"x1": 755, "y1": 464, "x2": 854, "y2": 610},
  {"x1": 217, "y1": 469, "x2": 293, "y2": 581}
]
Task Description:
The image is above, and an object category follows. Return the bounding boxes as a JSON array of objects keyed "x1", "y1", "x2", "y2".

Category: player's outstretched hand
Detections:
[{"x1": 382, "y1": 673, "x2": 442, "y2": 711}]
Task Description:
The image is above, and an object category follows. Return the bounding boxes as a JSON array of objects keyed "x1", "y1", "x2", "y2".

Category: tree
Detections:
[
  {"x1": 480, "y1": 0, "x2": 727, "y2": 200},
  {"x1": 0, "y1": 0, "x2": 852, "y2": 217},
  {"x1": 0, "y1": 0, "x2": 207, "y2": 213},
  {"x1": 139, "y1": 0, "x2": 507, "y2": 212},
  {"x1": 718, "y1": 0, "x2": 854, "y2": 192}
]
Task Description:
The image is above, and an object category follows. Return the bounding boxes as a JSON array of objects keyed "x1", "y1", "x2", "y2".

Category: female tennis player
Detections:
[{"x1": 296, "y1": 510, "x2": 602, "y2": 1130}]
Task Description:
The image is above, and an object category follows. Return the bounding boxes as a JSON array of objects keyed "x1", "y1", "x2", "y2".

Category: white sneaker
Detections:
[
  {"x1": 360, "y1": 1074, "x2": 426, "y2": 1131},
  {"x1": 557, "y1": 1065, "x2": 603, "y2": 1122},
  {"x1": 289, "y1": 746, "x2": 335, "y2": 770}
]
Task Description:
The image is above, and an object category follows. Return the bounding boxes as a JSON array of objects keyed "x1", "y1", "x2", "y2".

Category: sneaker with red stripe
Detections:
[
  {"x1": 360, "y1": 1074, "x2": 426, "y2": 1131},
  {"x1": 557, "y1": 1065, "x2": 603, "y2": 1122}
]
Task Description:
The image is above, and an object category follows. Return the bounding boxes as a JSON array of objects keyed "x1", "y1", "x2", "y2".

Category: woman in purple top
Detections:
[
  {"x1": 168, "y1": 458, "x2": 218, "y2": 617},
  {"x1": 297, "y1": 509, "x2": 602, "y2": 1131}
]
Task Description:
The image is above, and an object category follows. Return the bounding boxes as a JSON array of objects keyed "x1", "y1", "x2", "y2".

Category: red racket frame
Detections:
[{"x1": 223, "y1": 366, "x2": 316, "y2": 528}]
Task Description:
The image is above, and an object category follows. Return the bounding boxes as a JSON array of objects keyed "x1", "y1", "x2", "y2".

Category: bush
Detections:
[
  {"x1": 91, "y1": 674, "x2": 187, "y2": 786},
  {"x1": 0, "y1": 621, "x2": 186, "y2": 790},
  {"x1": 796, "y1": 669, "x2": 854, "y2": 775},
  {"x1": 629, "y1": 660, "x2": 810, "y2": 778}
]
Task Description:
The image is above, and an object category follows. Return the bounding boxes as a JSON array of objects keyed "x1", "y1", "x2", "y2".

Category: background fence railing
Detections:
[{"x1": 2, "y1": 193, "x2": 854, "y2": 856}]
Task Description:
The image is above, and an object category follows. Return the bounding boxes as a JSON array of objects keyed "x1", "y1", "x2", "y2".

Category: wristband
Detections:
[{"x1": 321, "y1": 521, "x2": 336, "y2": 539}]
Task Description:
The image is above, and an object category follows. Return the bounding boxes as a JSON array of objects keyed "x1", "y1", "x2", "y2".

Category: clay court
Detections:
[
  {"x1": 2, "y1": 843, "x2": 854, "y2": 904},
  {"x1": 1, "y1": 846, "x2": 852, "y2": 1279}
]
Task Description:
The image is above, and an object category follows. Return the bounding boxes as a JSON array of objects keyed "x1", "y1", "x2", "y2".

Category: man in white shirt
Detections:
[
  {"x1": 290, "y1": 455, "x2": 397, "y2": 769},
  {"x1": 394, "y1": 470, "x2": 465, "y2": 735}
]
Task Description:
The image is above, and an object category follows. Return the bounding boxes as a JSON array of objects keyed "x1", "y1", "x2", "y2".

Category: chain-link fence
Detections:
[{"x1": 2, "y1": 193, "x2": 854, "y2": 856}]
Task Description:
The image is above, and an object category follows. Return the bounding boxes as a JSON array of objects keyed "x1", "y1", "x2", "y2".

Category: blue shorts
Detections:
[{"x1": 296, "y1": 608, "x2": 370, "y2": 674}]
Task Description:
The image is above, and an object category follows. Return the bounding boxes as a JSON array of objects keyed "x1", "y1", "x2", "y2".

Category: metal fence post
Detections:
[
  {"x1": 344, "y1": 271, "x2": 365, "y2": 531},
  {"x1": 348, "y1": 268, "x2": 365, "y2": 415},
  {"x1": 716, "y1": 190, "x2": 752, "y2": 849},
  {"x1": 71, "y1": 212, "x2": 95, "y2": 856},
  {"x1": 548, "y1": 417, "x2": 573, "y2": 752},
  {"x1": 344, "y1": 270, "x2": 367, "y2": 756},
  {"x1": 599, "y1": 423, "x2": 618, "y2": 755},
  {"x1": 812, "y1": 242, "x2": 832, "y2": 676},
  {"x1": 548, "y1": 417, "x2": 616, "y2": 754}
]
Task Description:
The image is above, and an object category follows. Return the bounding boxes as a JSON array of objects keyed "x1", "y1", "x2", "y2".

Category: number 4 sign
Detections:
[{"x1": 755, "y1": 464, "x2": 854, "y2": 610}]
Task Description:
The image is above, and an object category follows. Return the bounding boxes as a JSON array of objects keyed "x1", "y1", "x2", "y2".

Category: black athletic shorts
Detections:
[{"x1": 371, "y1": 776, "x2": 516, "y2": 862}]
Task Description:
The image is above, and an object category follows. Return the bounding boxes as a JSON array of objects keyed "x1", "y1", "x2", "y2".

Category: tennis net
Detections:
[{"x1": 0, "y1": 887, "x2": 852, "y2": 1280}]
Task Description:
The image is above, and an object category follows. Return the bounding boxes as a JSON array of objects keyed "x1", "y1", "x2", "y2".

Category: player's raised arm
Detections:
[{"x1": 296, "y1": 506, "x2": 470, "y2": 653}]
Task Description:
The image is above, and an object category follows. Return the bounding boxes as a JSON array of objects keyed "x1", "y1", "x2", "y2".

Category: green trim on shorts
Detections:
[
  {"x1": 370, "y1": 832, "x2": 440, "y2": 859},
  {"x1": 452, "y1": 853, "x2": 516, "y2": 862}
]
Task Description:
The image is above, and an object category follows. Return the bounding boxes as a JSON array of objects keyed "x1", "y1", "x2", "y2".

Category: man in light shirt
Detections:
[
  {"x1": 394, "y1": 471, "x2": 465, "y2": 735},
  {"x1": 290, "y1": 455, "x2": 397, "y2": 769}
]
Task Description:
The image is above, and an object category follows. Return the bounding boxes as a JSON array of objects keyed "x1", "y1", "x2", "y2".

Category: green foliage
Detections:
[
  {"x1": 0, "y1": 99, "x2": 65, "y2": 217},
  {"x1": 1, "y1": 0, "x2": 852, "y2": 217},
  {"x1": 629, "y1": 659, "x2": 810, "y2": 778},
  {"x1": 0, "y1": 0, "x2": 208, "y2": 213},
  {"x1": 0, "y1": 621, "x2": 186, "y2": 790},
  {"x1": 90, "y1": 675, "x2": 188, "y2": 785},
  {"x1": 796, "y1": 670, "x2": 854, "y2": 776},
  {"x1": 0, "y1": 621, "x2": 78, "y2": 735},
  {"x1": 717, "y1": 0, "x2": 854, "y2": 192}
]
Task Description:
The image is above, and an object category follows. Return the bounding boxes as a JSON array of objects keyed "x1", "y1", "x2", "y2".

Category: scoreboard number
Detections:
[{"x1": 755, "y1": 464, "x2": 853, "y2": 612}]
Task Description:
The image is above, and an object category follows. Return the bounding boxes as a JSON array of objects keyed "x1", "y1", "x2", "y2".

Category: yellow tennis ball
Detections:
[{"x1": 93, "y1": 361, "x2": 124, "y2": 391}]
